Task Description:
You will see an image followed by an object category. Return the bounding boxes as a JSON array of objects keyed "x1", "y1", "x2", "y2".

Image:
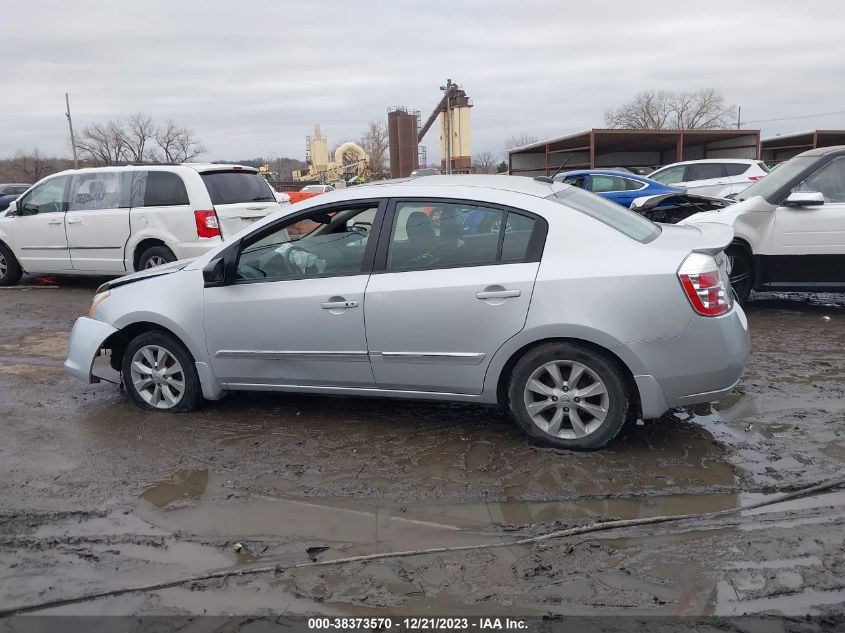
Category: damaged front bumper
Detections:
[{"x1": 64, "y1": 317, "x2": 118, "y2": 383}]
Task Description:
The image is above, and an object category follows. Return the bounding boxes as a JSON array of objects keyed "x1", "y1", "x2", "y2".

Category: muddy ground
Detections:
[{"x1": 0, "y1": 276, "x2": 843, "y2": 621}]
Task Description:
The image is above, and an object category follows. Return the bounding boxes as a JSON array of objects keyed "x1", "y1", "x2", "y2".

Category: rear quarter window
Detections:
[
  {"x1": 201, "y1": 171, "x2": 274, "y2": 205},
  {"x1": 132, "y1": 171, "x2": 190, "y2": 207},
  {"x1": 723, "y1": 163, "x2": 751, "y2": 177},
  {"x1": 546, "y1": 187, "x2": 661, "y2": 243}
]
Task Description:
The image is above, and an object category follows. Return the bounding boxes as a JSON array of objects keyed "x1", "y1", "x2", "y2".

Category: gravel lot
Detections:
[{"x1": 1, "y1": 276, "x2": 843, "y2": 620}]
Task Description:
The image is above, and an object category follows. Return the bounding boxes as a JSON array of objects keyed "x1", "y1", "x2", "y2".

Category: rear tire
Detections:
[
  {"x1": 0, "y1": 243, "x2": 22, "y2": 286},
  {"x1": 726, "y1": 244, "x2": 753, "y2": 305},
  {"x1": 138, "y1": 245, "x2": 176, "y2": 271},
  {"x1": 122, "y1": 331, "x2": 203, "y2": 412},
  {"x1": 508, "y1": 342, "x2": 629, "y2": 450}
]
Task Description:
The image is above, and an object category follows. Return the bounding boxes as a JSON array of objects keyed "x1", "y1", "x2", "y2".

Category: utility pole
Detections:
[
  {"x1": 65, "y1": 93, "x2": 79, "y2": 169},
  {"x1": 736, "y1": 106, "x2": 742, "y2": 130}
]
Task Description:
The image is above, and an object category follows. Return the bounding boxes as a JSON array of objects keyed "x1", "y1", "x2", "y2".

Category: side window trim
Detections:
[
  {"x1": 372, "y1": 197, "x2": 548, "y2": 274},
  {"x1": 231, "y1": 198, "x2": 388, "y2": 285}
]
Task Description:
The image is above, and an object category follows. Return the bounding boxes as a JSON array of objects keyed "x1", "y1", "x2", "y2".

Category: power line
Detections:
[{"x1": 741, "y1": 110, "x2": 845, "y2": 125}]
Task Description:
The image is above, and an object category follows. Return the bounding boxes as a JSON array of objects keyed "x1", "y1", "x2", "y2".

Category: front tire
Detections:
[
  {"x1": 0, "y1": 243, "x2": 22, "y2": 286},
  {"x1": 508, "y1": 342, "x2": 629, "y2": 450},
  {"x1": 138, "y1": 245, "x2": 176, "y2": 271},
  {"x1": 726, "y1": 245, "x2": 753, "y2": 304},
  {"x1": 122, "y1": 331, "x2": 202, "y2": 412}
]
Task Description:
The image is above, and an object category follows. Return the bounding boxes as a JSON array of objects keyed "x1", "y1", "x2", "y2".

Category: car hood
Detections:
[
  {"x1": 679, "y1": 195, "x2": 769, "y2": 226},
  {"x1": 96, "y1": 259, "x2": 193, "y2": 293}
]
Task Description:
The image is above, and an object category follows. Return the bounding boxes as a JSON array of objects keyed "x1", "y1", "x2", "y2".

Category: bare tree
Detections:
[
  {"x1": 123, "y1": 112, "x2": 159, "y2": 162},
  {"x1": 77, "y1": 120, "x2": 127, "y2": 165},
  {"x1": 358, "y1": 121, "x2": 389, "y2": 172},
  {"x1": 155, "y1": 120, "x2": 206, "y2": 163},
  {"x1": 473, "y1": 151, "x2": 498, "y2": 174},
  {"x1": 605, "y1": 89, "x2": 737, "y2": 130},
  {"x1": 505, "y1": 132, "x2": 539, "y2": 151}
]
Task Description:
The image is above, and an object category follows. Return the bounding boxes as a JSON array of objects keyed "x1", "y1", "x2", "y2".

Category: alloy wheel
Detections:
[
  {"x1": 522, "y1": 360, "x2": 610, "y2": 439},
  {"x1": 144, "y1": 256, "x2": 168, "y2": 269},
  {"x1": 129, "y1": 345, "x2": 186, "y2": 409},
  {"x1": 727, "y1": 252, "x2": 751, "y2": 299},
  {"x1": 0, "y1": 252, "x2": 6, "y2": 278}
]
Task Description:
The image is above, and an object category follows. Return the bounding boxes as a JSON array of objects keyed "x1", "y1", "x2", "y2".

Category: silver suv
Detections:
[
  {"x1": 0, "y1": 164, "x2": 286, "y2": 285},
  {"x1": 65, "y1": 176, "x2": 749, "y2": 450}
]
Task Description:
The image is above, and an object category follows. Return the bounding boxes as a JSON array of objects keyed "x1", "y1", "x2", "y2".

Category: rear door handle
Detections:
[
  {"x1": 321, "y1": 300, "x2": 358, "y2": 309},
  {"x1": 477, "y1": 289, "x2": 521, "y2": 299},
  {"x1": 66, "y1": 218, "x2": 82, "y2": 225}
]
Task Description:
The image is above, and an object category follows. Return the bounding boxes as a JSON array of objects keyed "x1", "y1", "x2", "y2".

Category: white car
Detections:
[
  {"x1": 0, "y1": 164, "x2": 287, "y2": 285},
  {"x1": 649, "y1": 159, "x2": 769, "y2": 198},
  {"x1": 300, "y1": 184, "x2": 335, "y2": 193},
  {"x1": 681, "y1": 146, "x2": 845, "y2": 302}
]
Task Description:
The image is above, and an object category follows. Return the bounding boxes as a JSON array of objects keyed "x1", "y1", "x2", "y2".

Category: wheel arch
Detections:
[
  {"x1": 132, "y1": 238, "x2": 169, "y2": 271},
  {"x1": 101, "y1": 321, "x2": 194, "y2": 372},
  {"x1": 493, "y1": 336, "x2": 642, "y2": 419}
]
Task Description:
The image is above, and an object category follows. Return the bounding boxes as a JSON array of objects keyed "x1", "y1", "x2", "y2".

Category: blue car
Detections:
[{"x1": 556, "y1": 170, "x2": 685, "y2": 207}]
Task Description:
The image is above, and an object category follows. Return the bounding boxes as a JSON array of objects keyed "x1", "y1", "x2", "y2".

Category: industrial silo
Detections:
[{"x1": 388, "y1": 107, "x2": 420, "y2": 178}]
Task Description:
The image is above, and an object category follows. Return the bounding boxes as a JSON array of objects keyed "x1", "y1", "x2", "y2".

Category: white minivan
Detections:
[{"x1": 0, "y1": 164, "x2": 289, "y2": 285}]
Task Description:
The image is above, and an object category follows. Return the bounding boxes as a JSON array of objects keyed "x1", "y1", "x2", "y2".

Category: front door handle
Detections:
[
  {"x1": 321, "y1": 300, "x2": 358, "y2": 309},
  {"x1": 48, "y1": 219, "x2": 63, "y2": 225},
  {"x1": 477, "y1": 289, "x2": 521, "y2": 300}
]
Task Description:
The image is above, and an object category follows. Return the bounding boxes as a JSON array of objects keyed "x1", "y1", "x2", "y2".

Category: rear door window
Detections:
[
  {"x1": 201, "y1": 171, "x2": 275, "y2": 205},
  {"x1": 132, "y1": 171, "x2": 190, "y2": 207},
  {"x1": 686, "y1": 163, "x2": 725, "y2": 181},
  {"x1": 589, "y1": 175, "x2": 629, "y2": 193}
]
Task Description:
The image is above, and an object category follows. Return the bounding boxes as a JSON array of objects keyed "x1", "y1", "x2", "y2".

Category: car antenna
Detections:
[{"x1": 534, "y1": 153, "x2": 574, "y2": 184}]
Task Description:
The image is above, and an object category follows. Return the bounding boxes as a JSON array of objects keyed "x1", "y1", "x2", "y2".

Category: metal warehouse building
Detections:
[
  {"x1": 761, "y1": 129, "x2": 845, "y2": 164},
  {"x1": 508, "y1": 128, "x2": 761, "y2": 177}
]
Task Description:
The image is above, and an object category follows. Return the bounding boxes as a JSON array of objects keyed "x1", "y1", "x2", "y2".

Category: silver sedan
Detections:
[{"x1": 65, "y1": 176, "x2": 748, "y2": 450}]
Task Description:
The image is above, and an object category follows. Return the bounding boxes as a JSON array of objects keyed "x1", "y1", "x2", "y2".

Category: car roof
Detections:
[
  {"x1": 798, "y1": 144, "x2": 845, "y2": 158},
  {"x1": 355, "y1": 174, "x2": 568, "y2": 198},
  {"x1": 558, "y1": 169, "x2": 647, "y2": 179},
  {"x1": 0, "y1": 182, "x2": 32, "y2": 186},
  {"x1": 656, "y1": 158, "x2": 758, "y2": 168},
  {"x1": 33, "y1": 163, "x2": 259, "y2": 180}
]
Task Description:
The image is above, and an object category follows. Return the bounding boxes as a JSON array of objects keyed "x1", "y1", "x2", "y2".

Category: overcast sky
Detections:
[{"x1": 2, "y1": 0, "x2": 844, "y2": 163}]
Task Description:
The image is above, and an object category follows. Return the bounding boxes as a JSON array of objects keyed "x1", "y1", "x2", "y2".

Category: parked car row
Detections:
[{"x1": 0, "y1": 164, "x2": 288, "y2": 285}]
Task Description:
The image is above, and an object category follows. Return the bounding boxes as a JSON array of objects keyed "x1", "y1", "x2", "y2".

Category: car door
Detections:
[
  {"x1": 7, "y1": 175, "x2": 71, "y2": 272},
  {"x1": 769, "y1": 156, "x2": 845, "y2": 286},
  {"x1": 364, "y1": 199, "x2": 545, "y2": 394},
  {"x1": 683, "y1": 163, "x2": 729, "y2": 196},
  {"x1": 203, "y1": 200, "x2": 386, "y2": 388},
  {"x1": 65, "y1": 170, "x2": 132, "y2": 272}
]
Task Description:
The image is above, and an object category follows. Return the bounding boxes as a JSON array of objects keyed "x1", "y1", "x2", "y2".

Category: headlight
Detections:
[{"x1": 88, "y1": 291, "x2": 111, "y2": 318}]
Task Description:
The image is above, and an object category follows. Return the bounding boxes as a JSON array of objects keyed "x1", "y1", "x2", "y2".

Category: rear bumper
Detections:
[
  {"x1": 622, "y1": 305, "x2": 749, "y2": 418},
  {"x1": 64, "y1": 317, "x2": 118, "y2": 383}
]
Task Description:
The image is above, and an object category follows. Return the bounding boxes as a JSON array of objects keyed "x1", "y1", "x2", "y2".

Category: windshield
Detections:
[
  {"x1": 546, "y1": 187, "x2": 661, "y2": 243},
  {"x1": 201, "y1": 171, "x2": 275, "y2": 205},
  {"x1": 735, "y1": 156, "x2": 819, "y2": 202}
]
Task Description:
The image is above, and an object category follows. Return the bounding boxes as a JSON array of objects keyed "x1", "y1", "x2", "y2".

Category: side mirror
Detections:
[
  {"x1": 784, "y1": 191, "x2": 824, "y2": 207},
  {"x1": 202, "y1": 257, "x2": 226, "y2": 287},
  {"x1": 5, "y1": 200, "x2": 17, "y2": 216}
]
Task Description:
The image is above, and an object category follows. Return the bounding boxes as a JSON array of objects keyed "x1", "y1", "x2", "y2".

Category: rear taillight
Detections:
[
  {"x1": 748, "y1": 175, "x2": 764, "y2": 181},
  {"x1": 194, "y1": 210, "x2": 221, "y2": 238},
  {"x1": 678, "y1": 253, "x2": 732, "y2": 316}
]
